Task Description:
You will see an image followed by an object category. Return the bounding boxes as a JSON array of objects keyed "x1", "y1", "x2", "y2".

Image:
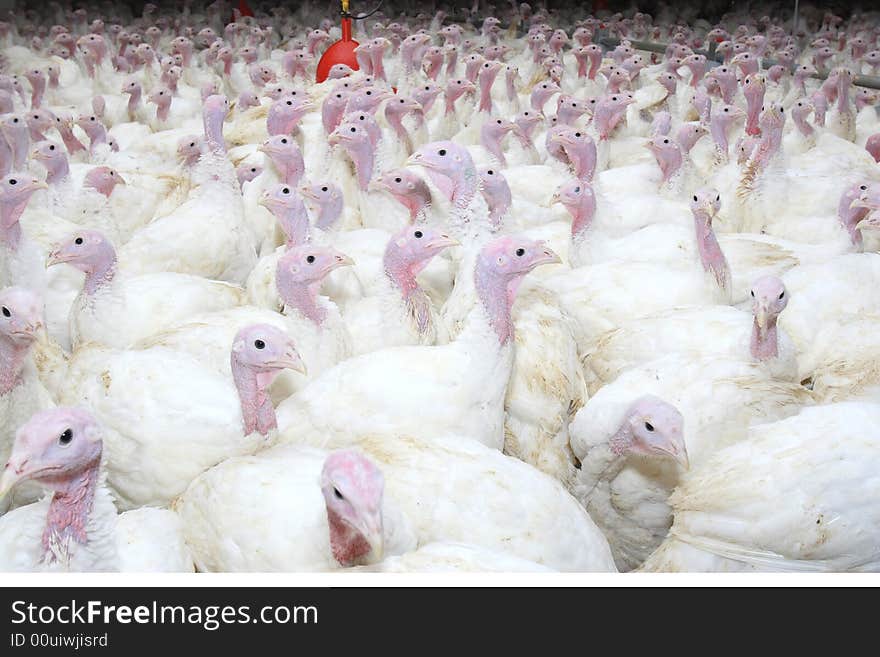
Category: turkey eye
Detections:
[
  {"x1": 572, "y1": 103, "x2": 577, "y2": 107},
  {"x1": 750, "y1": 290, "x2": 755, "y2": 297},
  {"x1": 281, "y1": 139, "x2": 287, "y2": 143},
  {"x1": 286, "y1": 100, "x2": 292, "y2": 105},
  {"x1": 8, "y1": 179, "x2": 16, "y2": 185},
  {"x1": 306, "y1": 255, "x2": 315, "y2": 263},
  {"x1": 515, "y1": 248, "x2": 525, "y2": 256},
  {"x1": 779, "y1": 291, "x2": 785, "y2": 299},
  {"x1": 716, "y1": 195, "x2": 720, "y2": 202},
  {"x1": 438, "y1": 149, "x2": 446, "y2": 156},
  {"x1": 394, "y1": 177, "x2": 401, "y2": 183},
  {"x1": 282, "y1": 187, "x2": 290, "y2": 194},
  {"x1": 333, "y1": 487, "x2": 343, "y2": 500},
  {"x1": 75, "y1": 237, "x2": 83, "y2": 245},
  {"x1": 497, "y1": 119, "x2": 501, "y2": 124},
  {"x1": 644, "y1": 422, "x2": 654, "y2": 432},
  {"x1": 575, "y1": 132, "x2": 581, "y2": 137},
  {"x1": 524, "y1": 112, "x2": 529, "y2": 116},
  {"x1": 1, "y1": 306, "x2": 9, "y2": 317},
  {"x1": 861, "y1": 185, "x2": 868, "y2": 191},
  {"x1": 425, "y1": 87, "x2": 430, "y2": 90},
  {"x1": 693, "y1": 195, "x2": 698, "y2": 202},
  {"x1": 487, "y1": 170, "x2": 493, "y2": 175},
  {"x1": 663, "y1": 139, "x2": 669, "y2": 144},
  {"x1": 321, "y1": 186, "x2": 328, "y2": 192},
  {"x1": 254, "y1": 339, "x2": 265, "y2": 349},
  {"x1": 350, "y1": 127, "x2": 356, "y2": 132},
  {"x1": 12, "y1": 118, "x2": 17, "y2": 123},
  {"x1": 366, "y1": 90, "x2": 372, "y2": 95},
  {"x1": 59, "y1": 428, "x2": 73, "y2": 445},
  {"x1": 251, "y1": 168, "x2": 256, "y2": 172},
  {"x1": 190, "y1": 142, "x2": 195, "y2": 147}
]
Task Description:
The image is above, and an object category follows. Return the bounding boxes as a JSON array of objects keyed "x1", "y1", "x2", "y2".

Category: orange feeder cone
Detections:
[{"x1": 316, "y1": 2, "x2": 360, "y2": 83}]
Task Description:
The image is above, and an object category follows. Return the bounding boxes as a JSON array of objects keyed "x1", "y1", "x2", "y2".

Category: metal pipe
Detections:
[{"x1": 598, "y1": 36, "x2": 880, "y2": 90}]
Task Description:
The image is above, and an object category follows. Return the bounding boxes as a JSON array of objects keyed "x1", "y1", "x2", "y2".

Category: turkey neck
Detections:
[
  {"x1": 81, "y1": 253, "x2": 118, "y2": 296},
  {"x1": 41, "y1": 457, "x2": 101, "y2": 566},
  {"x1": 564, "y1": 140, "x2": 597, "y2": 181},
  {"x1": 232, "y1": 359, "x2": 278, "y2": 436},
  {"x1": 0, "y1": 137, "x2": 11, "y2": 177},
  {"x1": 273, "y1": 200, "x2": 310, "y2": 247},
  {"x1": 481, "y1": 126, "x2": 507, "y2": 168},
  {"x1": 793, "y1": 111, "x2": 814, "y2": 139},
  {"x1": 478, "y1": 68, "x2": 500, "y2": 113},
  {"x1": 710, "y1": 117, "x2": 731, "y2": 160},
  {"x1": 203, "y1": 108, "x2": 226, "y2": 154},
  {"x1": 744, "y1": 89, "x2": 764, "y2": 137},
  {"x1": 838, "y1": 188, "x2": 867, "y2": 246},
  {"x1": 0, "y1": 334, "x2": 30, "y2": 395},
  {"x1": 347, "y1": 143, "x2": 374, "y2": 192},
  {"x1": 5, "y1": 127, "x2": 29, "y2": 170},
  {"x1": 43, "y1": 155, "x2": 70, "y2": 186},
  {"x1": 58, "y1": 122, "x2": 87, "y2": 155},
  {"x1": 569, "y1": 198, "x2": 597, "y2": 264},
  {"x1": 279, "y1": 277, "x2": 327, "y2": 326},
  {"x1": 384, "y1": 107, "x2": 412, "y2": 153},
  {"x1": 0, "y1": 194, "x2": 34, "y2": 250},
  {"x1": 383, "y1": 252, "x2": 433, "y2": 336},
  {"x1": 126, "y1": 87, "x2": 142, "y2": 116},
  {"x1": 313, "y1": 197, "x2": 343, "y2": 231},
  {"x1": 326, "y1": 506, "x2": 372, "y2": 566},
  {"x1": 693, "y1": 210, "x2": 730, "y2": 290},
  {"x1": 578, "y1": 441, "x2": 628, "y2": 496},
  {"x1": 751, "y1": 314, "x2": 779, "y2": 361},
  {"x1": 472, "y1": 260, "x2": 519, "y2": 345}
]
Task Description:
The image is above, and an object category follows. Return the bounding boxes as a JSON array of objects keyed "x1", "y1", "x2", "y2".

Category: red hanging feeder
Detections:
[{"x1": 316, "y1": 0, "x2": 360, "y2": 83}]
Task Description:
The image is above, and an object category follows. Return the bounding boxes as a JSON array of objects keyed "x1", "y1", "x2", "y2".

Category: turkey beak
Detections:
[
  {"x1": 533, "y1": 246, "x2": 561, "y2": 266},
  {"x1": 0, "y1": 458, "x2": 30, "y2": 500},
  {"x1": 662, "y1": 435, "x2": 690, "y2": 470},
  {"x1": 46, "y1": 248, "x2": 71, "y2": 267},
  {"x1": 550, "y1": 190, "x2": 562, "y2": 204},
  {"x1": 754, "y1": 302, "x2": 770, "y2": 330},
  {"x1": 272, "y1": 342, "x2": 306, "y2": 375},
  {"x1": 12, "y1": 316, "x2": 44, "y2": 340},
  {"x1": 329, "y1": 251, "x2": 355, "y2": 270},
  {"x1": 427, "y1": 234, "x2": 459, "y2": 250},
  {"x1": 357, "y1": 512, "x2": 384, "y2": 562},
  {"x1": 851, "y1": 194, "x2": 875, "y2": 210}
]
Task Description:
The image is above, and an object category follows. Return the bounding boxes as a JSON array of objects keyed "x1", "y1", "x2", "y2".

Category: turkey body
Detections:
[{"x1": 641, "y1": 403, "x2": 880, "y2": 572}]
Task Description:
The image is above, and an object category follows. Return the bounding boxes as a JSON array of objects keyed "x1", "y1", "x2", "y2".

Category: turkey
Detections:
[
  {"x1": 176, "y1": 446, "x2": 416, "y2": 572},
  {"x1": 55, "y1": 324, "x2": 304, "y2": 509},
  {"x1": 48, "y1": 230, "x2": 244, "y2": 350},
  {"x1": 116, "y1": 95, "x2": 257, "y2": 284},
  {"x1": 0, "y1": 407, "x2": 194, "y2": 572},
  {"x1": 276, "y1": 235, "x2": 560, "y2": 451},
  {"x1": 641, "y1": 403, "x2": 880, "y2": 572}
]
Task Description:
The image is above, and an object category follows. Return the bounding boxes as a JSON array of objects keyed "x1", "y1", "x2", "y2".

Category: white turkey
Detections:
[{"x1": 0, "y1": 407, "x2": 194, "y2": 572}]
